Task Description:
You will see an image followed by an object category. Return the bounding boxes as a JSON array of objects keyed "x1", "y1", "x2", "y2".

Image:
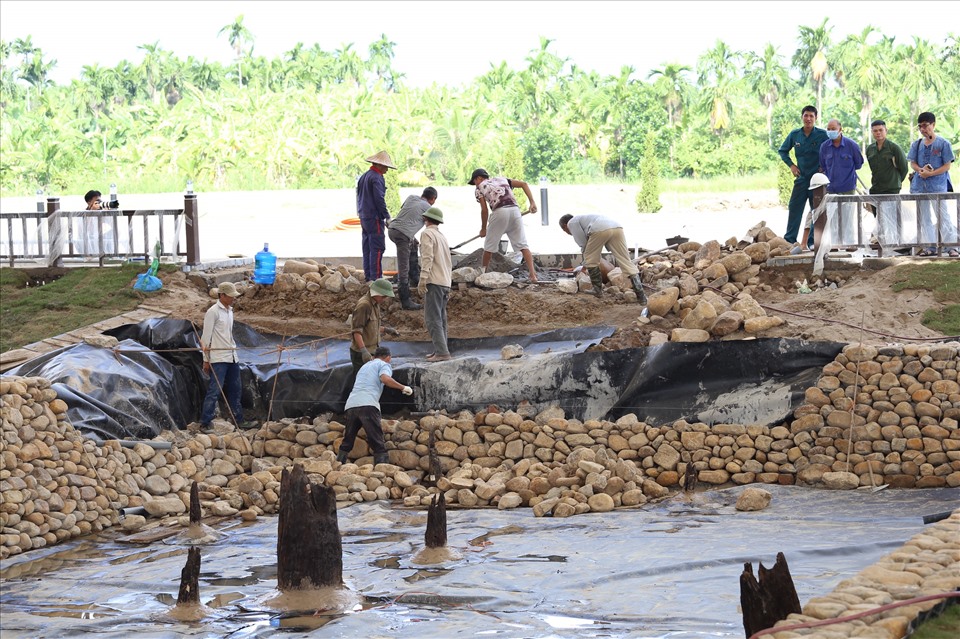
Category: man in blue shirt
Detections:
[
  {"x1": 336, "y1": 346, "x2": 413, "y2": 466},
  {"x1": 907, "y1": 112, "x2": 957, "y2": 256},
  {"x1": 356, "y1": 150, "x2": 397, "y2": 281},
  {"x1": 778, "y1": 106, "x2": 829, "y2": 244},
  {"x1": 819, "y1": 119, "x2": 864, "y2": 245}
]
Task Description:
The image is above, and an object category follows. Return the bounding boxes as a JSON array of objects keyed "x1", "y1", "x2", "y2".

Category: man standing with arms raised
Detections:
[
  {"x1": 356, "y1": 150, "x2": 396, "y2": 282},
  {"x1": 778, "y1": 106, "x2": 829, "y2": 246}
]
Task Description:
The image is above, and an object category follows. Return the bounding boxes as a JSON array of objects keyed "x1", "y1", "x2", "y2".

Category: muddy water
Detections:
[{"x1": 1, "y1": 485, "x2": 955, "y2": 638}]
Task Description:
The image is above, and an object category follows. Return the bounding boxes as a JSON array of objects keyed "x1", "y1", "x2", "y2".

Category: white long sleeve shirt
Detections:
[
  {"x1": 200, "y1": 301, "x2": 238, "y2": 363},
  {"x1": 420, "y1": 224, "x2": 452, "y2": 287}
]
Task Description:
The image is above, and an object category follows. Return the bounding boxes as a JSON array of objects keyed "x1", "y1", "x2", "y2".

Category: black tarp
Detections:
[{"x1": 3, "y1": 319, "x2": 844, "y2": 439}]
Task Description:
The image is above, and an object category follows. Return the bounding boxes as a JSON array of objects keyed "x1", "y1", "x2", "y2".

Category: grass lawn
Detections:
[
  {"x1": 911, "y1": 604, "x2": 960, "y2": 639},
  {"x1": 0, "y1": 265, "x2": 173, "y2": 352},
  {"x1": 891, "y1": 262, "x2": 960, "y2": 336}
]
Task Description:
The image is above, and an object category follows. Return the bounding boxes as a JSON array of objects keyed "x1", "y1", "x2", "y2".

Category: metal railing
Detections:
[
  {"x1": 824, "y1": 192, "x2": 959, "y2": 256},
  {"x1": 1, "y1": 194, "x2": 200, "y2": 267}
]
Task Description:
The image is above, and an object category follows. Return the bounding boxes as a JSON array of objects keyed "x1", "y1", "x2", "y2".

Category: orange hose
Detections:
[{"x1": 335, "y1": 218, "x2": 363, "y2": 231}]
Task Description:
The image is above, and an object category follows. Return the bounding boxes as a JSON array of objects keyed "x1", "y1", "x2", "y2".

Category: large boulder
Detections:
[
  {"x1": 475, "y1": 272, "x2": 514, "y2": 289},
  {"x1": 647, "y1": 287, "x2": 680, "y2": 317}
]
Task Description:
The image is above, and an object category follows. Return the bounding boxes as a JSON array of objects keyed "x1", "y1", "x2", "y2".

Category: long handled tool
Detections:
[{"x1": 450, "y1": 210, "x2": 533, "y2": 252}]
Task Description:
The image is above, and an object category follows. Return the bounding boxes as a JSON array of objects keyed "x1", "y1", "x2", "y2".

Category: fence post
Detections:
[
  {"x1": 184, "y1": 193, "x2": 199, "y2": 265},
  {"x1": 46, "y1": 197, "x2": 63, "y2": 267}
]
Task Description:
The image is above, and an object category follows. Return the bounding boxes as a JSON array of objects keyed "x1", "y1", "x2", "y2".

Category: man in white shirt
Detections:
[
  {"x1": 199, "y1": 281, "x2": 247, "y2": 427},
  {"x1": 559, "y1": 214, "x2": 646, "y2": 303}
]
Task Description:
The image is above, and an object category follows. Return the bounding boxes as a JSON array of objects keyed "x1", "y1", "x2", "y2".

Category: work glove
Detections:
[
  {"x1": 418, "y1": 281, "x2": 427, "y2": 297},
  {"x1": 401, "y1": 386, "x2": 413, "y2": 396},
  {"x1": 361, "y1": 348, "x2": 373, "y2": 363},
  {"x1": 384, "y1": 326, "x2": 400, "y2": 337}
]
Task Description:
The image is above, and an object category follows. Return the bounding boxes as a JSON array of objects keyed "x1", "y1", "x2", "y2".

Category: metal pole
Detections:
[
  {"x1": 539, "y1": 176, "x2": 549, "y2": 226},
  {"x1": 46, "y1": 197, "x2": 63, "y2": 267},
  {"x1": 184, "y1": 192, "x2": 199, "y2": 265}
]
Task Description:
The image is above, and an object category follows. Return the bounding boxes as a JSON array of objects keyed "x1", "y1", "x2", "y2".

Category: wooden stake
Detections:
[
  {"x1": 739, "y1": 553, "x2": 802, "y2": 638},
  {"x1": 189, "y1": 481, "x2": 201, "y2": 524},
  {"x1": 176, "y1": 547, "x2": 201, "y2": 605},
  {"x1": 277, "y1": 464, "x2": 343, "y2": 590},
  {"x1": 425, "y1": 492, "x2": 447, "y2": 549}
]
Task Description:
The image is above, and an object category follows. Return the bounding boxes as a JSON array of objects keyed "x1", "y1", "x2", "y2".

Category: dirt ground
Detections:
[{"x1": 154, "y1": 255, "x2": 948, "y2": 351}]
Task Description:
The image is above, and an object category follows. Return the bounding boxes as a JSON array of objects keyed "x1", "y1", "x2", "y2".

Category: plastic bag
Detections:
[{"x1": 133, "y1": 273, "x2": 163, "y2": 292}]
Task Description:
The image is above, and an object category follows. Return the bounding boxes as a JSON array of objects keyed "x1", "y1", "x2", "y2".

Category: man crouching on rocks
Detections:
[{"x1": 336, "y1": 346, "x2": 413, "y2": 465}]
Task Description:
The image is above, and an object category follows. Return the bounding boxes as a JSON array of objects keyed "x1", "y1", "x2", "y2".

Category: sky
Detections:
[{"x1": 2, "y1": 0, "x2": 957, "y2": 88}]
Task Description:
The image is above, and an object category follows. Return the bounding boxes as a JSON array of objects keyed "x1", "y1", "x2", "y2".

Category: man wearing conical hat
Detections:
[{"x1": 356, "y1": 150, "x2": 397, "y2": 281}]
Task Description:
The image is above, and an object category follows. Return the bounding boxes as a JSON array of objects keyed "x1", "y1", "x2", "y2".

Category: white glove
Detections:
[{"x1": 401, "y1": 386, "x2": 413, "y2": 396}]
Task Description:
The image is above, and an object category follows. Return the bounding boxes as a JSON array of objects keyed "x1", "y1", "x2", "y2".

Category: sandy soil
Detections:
[{"x1": 156, "y1": 253, "x2": 948, "y2": 352}]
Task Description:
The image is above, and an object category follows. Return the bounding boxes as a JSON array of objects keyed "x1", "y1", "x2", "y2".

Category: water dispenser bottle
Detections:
[{"x1": 253, "y1": 243, "x2": 277, "y2": 285}]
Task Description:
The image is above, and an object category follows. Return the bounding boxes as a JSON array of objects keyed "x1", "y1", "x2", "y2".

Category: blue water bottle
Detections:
[{"x1": 253, "y1": 243, "x2": 276, "y2": 285}]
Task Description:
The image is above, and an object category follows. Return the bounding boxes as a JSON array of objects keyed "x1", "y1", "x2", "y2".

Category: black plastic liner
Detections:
[{"x1": 3, "y1": 319, "x2": 844, "y2": 440}]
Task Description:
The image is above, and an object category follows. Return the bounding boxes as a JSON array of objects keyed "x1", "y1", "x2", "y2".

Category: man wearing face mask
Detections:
[
  {"x1": 778, "y1": 106, "x2": 829, "y2": 245},
  {"x1": 819, "y1": 119, "x2": 864, "y2": 245}
]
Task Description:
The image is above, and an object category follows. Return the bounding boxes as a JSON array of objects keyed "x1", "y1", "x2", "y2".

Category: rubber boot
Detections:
[
  {"x1": 587, "y1": 266, "x2": 604, "y2": 298},
  {"x1": 398, "y1": 282, "x2": 422, "y2": 311},
  {"x1": 336, "y1": 450, "x2": 348, "y2": 464},
  {"x1": 630, "y1": 274, "x2": 647, "y2": 304},
  {"x1": 408, "y1": 253, "x2": 421, "y2": 287},
  {"x1": 373, "y1": 452, "x2": 390, "y2": 465}
]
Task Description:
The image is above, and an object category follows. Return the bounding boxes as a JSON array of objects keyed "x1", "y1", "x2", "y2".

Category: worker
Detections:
[
  {"x1": 468, "y1": 168, "x2": 539, "y2": 283},
  {"x1": 349, "y1": 278, "x2": 395, "y2": 375},
  {"x1": 558, "y1": 214, "x2": 646, "y2": 303}
]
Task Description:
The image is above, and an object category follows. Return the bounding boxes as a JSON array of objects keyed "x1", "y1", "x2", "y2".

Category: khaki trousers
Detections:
[{"x1": 583, "y1": 227, "x2": 637, "y2": 275}]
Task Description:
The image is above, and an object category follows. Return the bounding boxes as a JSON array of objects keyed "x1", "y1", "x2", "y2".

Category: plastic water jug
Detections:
[{"x1": 253, "y1": 243, "x2": 277, "y2": 285}]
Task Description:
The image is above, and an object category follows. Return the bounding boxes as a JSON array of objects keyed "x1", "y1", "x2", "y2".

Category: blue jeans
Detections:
[{"x1": 201, "y1": 362, "x2": 242, "y2": 425}]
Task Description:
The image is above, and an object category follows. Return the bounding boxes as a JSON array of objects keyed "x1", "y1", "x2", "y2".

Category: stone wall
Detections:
[{"x1": 1, "y1": 340, "x2": 957, "y2": 558}]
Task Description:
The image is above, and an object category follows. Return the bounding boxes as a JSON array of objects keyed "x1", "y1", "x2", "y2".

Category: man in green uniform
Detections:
[
  {"x1": 866, "y1": 119, "x2": 909, "y2": 245},
  {"x1": 778, "y1": 105, "x2": 829, "y2": 245}
]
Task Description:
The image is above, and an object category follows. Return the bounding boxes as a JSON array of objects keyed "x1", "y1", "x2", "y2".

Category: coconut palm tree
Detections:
[
  {"x1": 833, "y1": 26, "x2": 888, "y2": 153},
  {"x1": 648, "y1": 62, "x2": 691, "y2": 129},
  {"x1": 368, "y1": 34, "x2": 397, "y2": 91},
  {"x1": 744, "y1": 44, "x2": 790, "y2": 148},
  {"x1": 697, "y1": 40, "x2": 740, "y2": 136},
  {"x1": 793, "y1": 19, "x2": 832, "y2": 117},
  {"x1": 218, "y1": 15, "x2": 253, "y2": 87}
]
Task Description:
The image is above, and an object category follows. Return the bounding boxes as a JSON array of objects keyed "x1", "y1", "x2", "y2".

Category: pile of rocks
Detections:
[
  {"x1": 2, "y1": 339, "x2": 956, "y2": 557},
  {"x1": 770, "y1": 510, "x2": 960, "y2": 638}
]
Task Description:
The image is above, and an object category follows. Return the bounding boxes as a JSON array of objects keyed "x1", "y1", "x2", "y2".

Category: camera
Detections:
[{"x1": 104, "y1": 199, "x2": 120, "y2": 209}]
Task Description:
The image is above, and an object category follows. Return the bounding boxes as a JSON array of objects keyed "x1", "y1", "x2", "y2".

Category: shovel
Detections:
[{"x1": 450, "y1": 209, "x2": 533, "y2": 252}]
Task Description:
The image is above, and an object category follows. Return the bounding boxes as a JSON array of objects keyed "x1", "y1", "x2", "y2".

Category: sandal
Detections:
[
  {"x1": 918, "y1": 247, "x2": 937, "y2": 257},
  {"x1": 948, "y1": 249, "x2": 960, "y2": 258}
]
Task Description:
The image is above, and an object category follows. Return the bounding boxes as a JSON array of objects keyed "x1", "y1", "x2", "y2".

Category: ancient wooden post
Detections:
[
  {"x1": 277, "y1": 463, "x2": 342, "y2": 590},
  {"x1": 425, "y1": 492, "x2": 447, "y2": 548},
  {"x1": 176, "y1": 547, "x2": 202, "y2": 605},
  {"x1": 189, "y1": 481, "x2": 201, "y2": 524},
  {"x1": 422, "y1": 429, "x2": 441, "y2": 488},
  {"x1": 740, "y1": 552, "x2": 802, "y2": 638}
]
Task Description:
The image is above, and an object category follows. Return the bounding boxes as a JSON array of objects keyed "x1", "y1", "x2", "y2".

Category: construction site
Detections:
[{"x1": 1, "y1": 186, "x2": 959, "y2": 638}]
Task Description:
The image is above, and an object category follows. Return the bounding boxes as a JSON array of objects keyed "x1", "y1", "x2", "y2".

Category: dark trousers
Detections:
[
  {"x1": 339, "y1": 405, "x2": 387, "y2": 455},
  {"x1": 388, "y1": 227, "x2": 420, "y2": 285},
  {"x1": 424, "y1": 284, "x2": 450, "y2": 356},
  {"x1": 785, "y1": 177, "x2": 815, "y2": 243},
  {"x1": 201, "y1": 362, "x2": 242, "y2": 424},
  {"x1": 360, "y1": 217, "x2": 386, "y2": 281}
]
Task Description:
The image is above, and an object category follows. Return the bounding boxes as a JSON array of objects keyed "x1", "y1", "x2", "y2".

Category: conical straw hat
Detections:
[{"x1": 364, "y1": 150, "x2": 396, "y2": 169}]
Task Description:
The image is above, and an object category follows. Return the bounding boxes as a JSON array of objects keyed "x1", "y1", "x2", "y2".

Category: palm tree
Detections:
[
  {"x1": 333, "y1": 43, "x2": 364, "y2": 87},
  {"x1": 793, "y1": 19, "x2": 832, "y2": 117},
  {"x1": 895, "y1": 36, "x2": 945, "y2": 120},
  {"x1": 833, "y1": 26, "x2": 887, "y2": 153},
  {"x1": 367, "y1": 34, "x2": 397, "y2": 90},
  {"x1": 136, "y1": 41, "x2": 164, "y2": 103},
  {"x1": 697, "y1": 40, "x2": 740, "y2": 136},
  {"x1": 218, "y1": 15, "x2": 253, "y2": 87},
  {"x1": 744, "y1": 44, "x2": 790, "y2": 148},
  {"x1": 647, "y1": 62, "x2": 691, "y2": 128}
]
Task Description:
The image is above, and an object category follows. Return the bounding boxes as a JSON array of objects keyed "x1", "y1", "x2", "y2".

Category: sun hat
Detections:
[
  {"x1": 364, "y1": 150, "x2": 397, "y2": 169},
  {"x1": 369, "y1": 278, "x2": 395, "y2": 297},
  {"x1": 467, "y1": 168, "x2": 489, "y2": 184},
  {"x1": 808, "y1": 173, "x2": 830, "y2": 190},
  {"x1": 219, "y1": 281, "x2": 241, "y2": 297},
  {"x1": 422, "y1": 207, "x2": 444, "y2": 224}
]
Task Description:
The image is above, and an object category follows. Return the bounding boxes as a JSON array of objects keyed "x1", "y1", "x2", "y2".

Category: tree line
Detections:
[{"x1": 1, "y1": 16, "x2": 958, "y2": 198}]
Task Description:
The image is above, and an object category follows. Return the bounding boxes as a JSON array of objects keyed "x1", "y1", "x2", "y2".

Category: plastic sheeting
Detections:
[
  {"x1": 1, "y1": 485, "x2": 956, "y2": 638},
  {"x1": 3, "y1": 319, "x2": 844, "y2": 439}
]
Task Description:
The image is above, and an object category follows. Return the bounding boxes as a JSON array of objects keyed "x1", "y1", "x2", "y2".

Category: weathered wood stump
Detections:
[
  {"x1": 425, "y1": 492, "x2": 447, "y2": 548},
  {"x1": 176, "y1": 547, "x2": 202, "y2": 605},
  {"x1": 277, "y1": 463, "x2": 343, "y2": 590},
  {"x1": 189, "y1": 481, "x2": 201, "y2": 524},
  {"x1": 422, "y1": 429, "x2": 441, "y2": 488},
  {"x1": 740, "y1": 552, "x2": 801, "y2": 638}
]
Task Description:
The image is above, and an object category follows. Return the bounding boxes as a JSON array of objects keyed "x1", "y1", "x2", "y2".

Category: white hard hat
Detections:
[{"x1": 808, "y1": 173, "x2": 830, "y2": 190}]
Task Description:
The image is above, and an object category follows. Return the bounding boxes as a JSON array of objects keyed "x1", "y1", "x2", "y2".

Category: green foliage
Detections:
[
  {"x1": 777, "y1": 160, "x2": 794, "y2": 207},
  {"x1": 636, "y1": 132, "x2": 662, "y2": 213},
  {"x1": 910, "y1": 605, "x2": 959, "y2": 639},
  {"x1": 891, "y1": 262, "x2": 960, "y2": 336},
  {"x1": 501, "y1": 133, "x2": 528, "y2": 210},
  {"x1": 1, "y1": 24, "x2": 958, "y2": 196},
  {"x1": 384, "y1": 169, "x2": 400, "y2": 216}
]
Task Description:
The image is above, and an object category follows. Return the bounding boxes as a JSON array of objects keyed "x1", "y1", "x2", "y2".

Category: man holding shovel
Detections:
[{"x1": 468, "y1": 168, "x2": 539, "y2": 283}]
